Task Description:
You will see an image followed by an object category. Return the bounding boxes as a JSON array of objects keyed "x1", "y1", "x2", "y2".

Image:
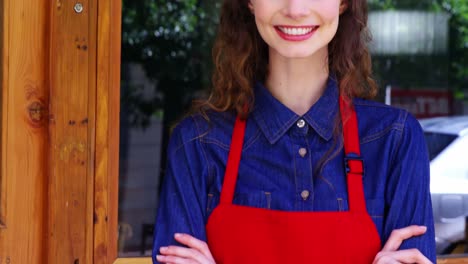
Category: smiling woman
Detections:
[
  {"x1": 152, "y1": 0, "x2": 436, "y2": 263},
  {"x1": 116, "y1": 0, "x2": 468, "y2": 263}
]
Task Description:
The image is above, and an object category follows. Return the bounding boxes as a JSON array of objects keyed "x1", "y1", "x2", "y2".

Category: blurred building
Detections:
[{"x1": 368, "y1": 10, "x2": 468, "y2": 117}]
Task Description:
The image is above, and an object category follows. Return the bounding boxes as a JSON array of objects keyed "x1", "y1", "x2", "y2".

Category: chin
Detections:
[{"x1": 277, "y1": 49, "x2": 323, "y2": 59}]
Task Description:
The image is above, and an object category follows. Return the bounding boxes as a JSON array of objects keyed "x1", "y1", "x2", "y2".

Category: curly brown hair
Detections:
[{"x1": 197, "y1": 0, "x2": 378, "y2": 119}]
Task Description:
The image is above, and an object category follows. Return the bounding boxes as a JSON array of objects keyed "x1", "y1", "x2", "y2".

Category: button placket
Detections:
[{"x1": 291, "y1": 120, "x2": 313, "y2": 209}]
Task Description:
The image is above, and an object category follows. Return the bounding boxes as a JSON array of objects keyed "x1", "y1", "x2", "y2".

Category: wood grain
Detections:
[
  {"x1": 48, "y1": 0, "x2": 92, "y2": 263},
  {"x1": 114, "y1": 258, "x2": 152, "y2": 264},
  {"x1": 438, "y1": 256, "x2": 468, "y2": 263},
  {"x1": 87, "y1": 0, "x2": 98, "y2": 263},
  {"x1": 0, "y1": 0, "x2": 49, "y2": 263},
  {"x1": 93, "y1": 0, "x2": 122, "y2": 263},
  {"x1": 0, "y1": 0, "x2": 8, "y2": 228}
]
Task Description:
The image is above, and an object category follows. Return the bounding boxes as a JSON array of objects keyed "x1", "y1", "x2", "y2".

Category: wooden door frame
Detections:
[
  {"x1": 92, "y1": 0, "x2": 123, "y2": 262},
  {"x1": 0, "y1": 0, "x2": 8, "y2": 229},
  {"x1": 0, "y1": 0, "x2": 50, "y2": 262}
]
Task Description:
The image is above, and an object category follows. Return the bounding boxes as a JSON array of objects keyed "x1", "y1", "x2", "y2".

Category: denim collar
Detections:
[{"x1": 252, "y1": 75, "x2": 339, "y2": 144}]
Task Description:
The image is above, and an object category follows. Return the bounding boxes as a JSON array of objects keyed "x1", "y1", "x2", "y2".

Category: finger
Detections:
[
  {"x1": 382, "y1": 226, "x2": 427, "y2": 252},
  {"x1": 160, "y1": 246, "x2": 205, "y2": 263},
  {"x1": 380, "y1": 248, "x2": 432, "y2": 264},
  {"x1": 156, "y1": 254, "x2": 198, "y2": 264},
  {"x1": 174, "y1": 233, "x2": 214, "y2": 259},
  {"x1": 372, "y1": 253, "x2": 400, "y2": 264}
]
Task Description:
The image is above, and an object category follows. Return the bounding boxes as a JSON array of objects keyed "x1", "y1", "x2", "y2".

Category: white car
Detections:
[{"x1": 419, "y1": 116, "x2": 468, "y2": 254}]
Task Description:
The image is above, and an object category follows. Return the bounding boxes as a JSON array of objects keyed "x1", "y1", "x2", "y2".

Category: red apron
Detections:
[{"x1": 206, "y1": 97, "x2": 381, "y2": 263}]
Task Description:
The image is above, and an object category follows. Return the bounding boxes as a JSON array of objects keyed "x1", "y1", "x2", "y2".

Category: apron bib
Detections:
[{"x1": 206, "y1": 96, "x2": 381, "y2": 263}]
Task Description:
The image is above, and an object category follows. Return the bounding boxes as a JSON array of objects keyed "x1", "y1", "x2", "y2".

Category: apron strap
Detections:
[
  {"x1": 220, "y1": 116, "x2": 246, "y2": 204},
  {"x1": 339, "y1": 96, "x2": 367, "y2": 214}
]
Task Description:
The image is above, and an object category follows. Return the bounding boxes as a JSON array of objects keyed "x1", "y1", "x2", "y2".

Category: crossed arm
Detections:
[{"x1": 156, "y1": 225, "x2": 433, "y2": 264}]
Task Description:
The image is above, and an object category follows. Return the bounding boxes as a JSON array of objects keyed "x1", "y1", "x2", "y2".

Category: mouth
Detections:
[
  {"x1": 274, "y1": 25, "x2": 319, "y2": 42},
  {"x1": 275, "y1": 26, "x2": 319, "y2": 36}
]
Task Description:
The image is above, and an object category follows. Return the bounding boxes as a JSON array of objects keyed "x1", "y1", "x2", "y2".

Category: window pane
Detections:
[
  {"x1": 368, "y1": 0, "x2": 468, "y2": 257},
  {"x1": 118, "y1": 0, "x2": 219, "y2": 256},
  {"x1": 423, "y1": 132, "x2": 457, "y2": 160}
]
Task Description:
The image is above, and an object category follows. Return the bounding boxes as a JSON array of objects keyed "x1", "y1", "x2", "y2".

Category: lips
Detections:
[
  {"x1": 277, "y1": 26, "x2": 318, "y2": 35},
  {"x1": 274, "y1": 25, "x2": 319, "y2": 41}
]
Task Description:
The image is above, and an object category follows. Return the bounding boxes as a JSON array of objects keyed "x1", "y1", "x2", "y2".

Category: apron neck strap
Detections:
[
  {"x1": 340, "y1": 96, "x2": 367, "y2": 213},
  {"x1": 220, "y1": 116, "x2": 246, "y2": 204}
]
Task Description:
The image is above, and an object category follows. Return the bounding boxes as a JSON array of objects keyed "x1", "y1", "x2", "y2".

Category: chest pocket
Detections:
[
  {"x1": 365, "y1": 198, "x2": 385, "y2": 235},
  {"x1": 206, "y1": 191, "x2": 272, "y2": 214},
  {"x1": 334, "y1": 198, "x2": 385, "y2": 236}
]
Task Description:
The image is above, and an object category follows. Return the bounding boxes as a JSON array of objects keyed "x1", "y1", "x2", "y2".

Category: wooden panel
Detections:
[
  {"x1": 0, "y1": 0, "x2": 7, "y2": 228},
  {"x1": 114, "y1": 258, "x2": 152, "y2": 264},
  {"x1": 48, "y1": 0, "x2": 93, "y2": 263},
  {"x1": 0, "y1": 0, "x2": 49, "y2": 262},
  {"x1": 93, "y1": 0, "x2": 122, "y2": 262},
  {"x1": 438, "y1": 257, "x2": 468, "y2": 264},
  {"x1": 87, "y1": 0, "x2": 98, "y2": 263}
]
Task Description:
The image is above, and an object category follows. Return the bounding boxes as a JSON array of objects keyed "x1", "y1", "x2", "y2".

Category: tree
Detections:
[
  {"x1": 439, "y1": 0, "x2": 468, "y2": 92},
  {"x1": 121, "y1": 0, "x2": 216, "y2": 126},
  {"x1": 121, "y1": 0, "x2": 220, "y2": 190}
]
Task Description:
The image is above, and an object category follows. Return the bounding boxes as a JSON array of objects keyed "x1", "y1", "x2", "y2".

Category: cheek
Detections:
[
  {"x1": 252, "y1": 3, "x2": 274, "y2": 25},
  {"x1": 314, "y1": 1, "x2": 341, "y2": 23},
  {"x1": 252, "y1": 3, "x2": 278, "y2": 40}
]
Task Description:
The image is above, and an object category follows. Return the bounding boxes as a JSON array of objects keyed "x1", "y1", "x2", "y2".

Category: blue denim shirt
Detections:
[{"x1": 152, "y1": 76, "x2": 436, "y2": 263}]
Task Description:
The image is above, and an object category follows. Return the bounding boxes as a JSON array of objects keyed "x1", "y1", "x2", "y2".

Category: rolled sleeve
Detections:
[
  {"x1": 383, "y1": 112, "x2": 437, "y2": 262},
  {"x1": 152, "y1": 117, "x2": 209, "y2": 264}
]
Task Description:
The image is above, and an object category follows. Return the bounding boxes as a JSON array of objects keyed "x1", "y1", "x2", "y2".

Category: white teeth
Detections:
[{"x1": 278, "y1": 26, "x2": 315, "y2": 36}]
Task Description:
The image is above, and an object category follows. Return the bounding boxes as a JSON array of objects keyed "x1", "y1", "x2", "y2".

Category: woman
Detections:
[{"x1": 152, "y1": 0, "x2": 436, "y2": 263}]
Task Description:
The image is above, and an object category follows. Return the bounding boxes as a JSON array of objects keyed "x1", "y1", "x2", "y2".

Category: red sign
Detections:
[{"x1": 390, "y1": 89, "x2": 453, "y2": 118}]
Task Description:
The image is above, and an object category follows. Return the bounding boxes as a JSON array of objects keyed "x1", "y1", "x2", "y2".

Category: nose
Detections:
[{"x1": 281, "y1": 0, "x2": 311, "y2": 20}]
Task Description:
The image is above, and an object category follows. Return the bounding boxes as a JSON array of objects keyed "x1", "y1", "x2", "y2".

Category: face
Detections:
[{"x1": 248, "y1": 0, "x2": 346, "y2": 59}]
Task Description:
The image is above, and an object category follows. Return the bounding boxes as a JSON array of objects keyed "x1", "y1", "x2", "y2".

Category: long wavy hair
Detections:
[
  {"x1": 195, "y1": 0, "x2": 378, "y2": 118},
  {"x1": 194, "y1": 0, "x2": 378, "y2": 173}
]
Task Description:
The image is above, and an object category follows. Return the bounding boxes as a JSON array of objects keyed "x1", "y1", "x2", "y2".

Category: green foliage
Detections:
[
  {"x1": 442, "y1": 0, "x2": 468, "y2": 89},
  {"x1": 368, "y1": 0, "x2": 440, "y2": 10},
  {"x1": 121, "y1": 0, "x2": 220, "y2": 127},
  {"x1": 121, "y1": 0, "x2": 467, "y2": 126},
  {"x1": 122, "y1": 0, "x2": 205, "y2": 82}
]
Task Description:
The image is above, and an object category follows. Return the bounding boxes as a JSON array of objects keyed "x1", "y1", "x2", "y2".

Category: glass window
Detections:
[
  {"x1": 424, "y1": 132, "x2": 458, "y2": 160},
  {"x1": 368, "y1": 0, "x2": 468, "y2": 258},
  {"x1": 118, "y1": 1, "x2": 220, "y2": 257}
]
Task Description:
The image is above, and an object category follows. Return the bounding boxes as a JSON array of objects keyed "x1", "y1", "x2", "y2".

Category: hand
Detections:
[
  {"x1": 373, "y1": 225, "x2": 432, "y2": 264},
  {"x1": 156, "y1": 233, "x2": 216, "y2": 264}
]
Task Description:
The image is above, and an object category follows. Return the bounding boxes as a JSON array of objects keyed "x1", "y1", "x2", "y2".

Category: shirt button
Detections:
[
  {"x1": 301, "y1": 190, "x2": 310, "y2": 200},
  {"x1": 297, "y1": 119, "x2": 306, "y2": 128},
  {"x1": 298, "y1": 148, "x2": 307, "y2": 157}
]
